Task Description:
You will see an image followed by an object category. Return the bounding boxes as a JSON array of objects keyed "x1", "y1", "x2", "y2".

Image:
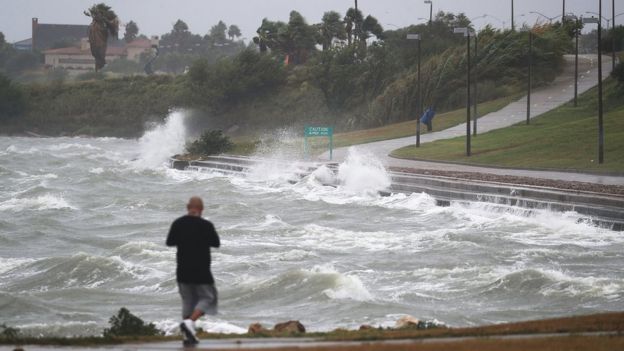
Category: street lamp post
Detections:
[
  {"x1": 583, "y1": 14, "x2": 604, "y2": 164},
  {"x1": 613, "y1": 0, "x2": 616, "y2": 72},
  {"x1": 424, "y1": 1, "x2": 433, "y2": 27},
  {"x1": 454, "y1": 27, "x2": 472, "y2": 156},
  {"x1": 511, "y1": 0, "x2": 515, "y2": 31},
  {"x1": 407, "y1": 34, "x2": 422, "y2": 147},
  {"x1": 527, "y1": 30, "x2": 533, "y2": 125},
  {"x1": 565, "y1": 14, "x2": 580, "y2": 107},
  {"x1": 473, "y1": 34, "x2": 479, "y2": 135},
  {"x1": 469, "y1": 16, "x2": 485, "y2": 136},
  {"x1": 521, "y1": 28, "x2": 534, "y2": 124}
]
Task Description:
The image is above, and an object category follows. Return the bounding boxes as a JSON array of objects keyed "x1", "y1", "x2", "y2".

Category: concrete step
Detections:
[{"x1": 169, "y1": 156, "x2": 624, "y2": 231}]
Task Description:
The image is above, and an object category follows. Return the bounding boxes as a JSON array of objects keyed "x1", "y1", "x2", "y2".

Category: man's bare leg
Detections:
[
  {"x1": 190, "y1": 309, "x2": 204, "y2": 322},
  {"x1": 181, "y1": 310, "x2": 203, "y2": 344}
]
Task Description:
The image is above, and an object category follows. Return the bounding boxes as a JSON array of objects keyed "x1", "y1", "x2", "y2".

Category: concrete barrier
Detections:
[{"x1": 170, "y1": 156, "x2": 624, "y2": 231}]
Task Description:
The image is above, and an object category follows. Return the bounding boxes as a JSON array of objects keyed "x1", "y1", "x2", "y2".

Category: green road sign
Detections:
[
  {"x1": 305, "y1": 126, "x2": 333, "y2": 137},
  {"x1": 304, "y1": 126, "x2": 334, "y2": 161}
]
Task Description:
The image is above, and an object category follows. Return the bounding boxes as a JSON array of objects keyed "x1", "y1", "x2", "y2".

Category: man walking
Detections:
[{"x1": 166, "y1": 196, "x2": 220, "y2": 346}]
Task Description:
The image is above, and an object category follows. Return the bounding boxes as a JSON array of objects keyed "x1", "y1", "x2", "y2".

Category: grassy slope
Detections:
[
  {"x1": 231, "y1": 95, "x2": 520, "y2": 156},
  {"x1": 331, "y1": 95, "x2": 520, "y2": 148},
  {"x1": 392, "y1": 79, "x2": 624, "y2": 172}
]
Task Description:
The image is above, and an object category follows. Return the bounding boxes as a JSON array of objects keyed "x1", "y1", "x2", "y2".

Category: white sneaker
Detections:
[{"x1": 180, "y1": 319, "x2": 199, "y2": 345}]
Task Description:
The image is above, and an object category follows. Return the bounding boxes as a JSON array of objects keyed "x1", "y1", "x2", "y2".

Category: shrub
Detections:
[
  {"x1": 611, "y1": 62, "x2": 624, "y2": 84},
  {"x1": 0, "y1": 324, "x2": 20, "y2": 341},
  {"x1": 186, "y1": 130, "x2": 233, "y2": 156},
  {"x1": 103, "y1": 307, "x2": 162, "y2": 338},
  {"x1": 0, "y1": 73, "x2": 25, "y2": 119},
  {"x1": 75, "y1": 71, "x2": 106, "y2": 81},
  {"x1": 103, "y1": 58, "x2": 142, "y2": 75}
]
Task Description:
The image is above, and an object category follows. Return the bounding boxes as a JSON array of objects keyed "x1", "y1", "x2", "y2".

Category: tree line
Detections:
[{"x1": 2, "y1": 4, "x2": 616, "y2": 136}]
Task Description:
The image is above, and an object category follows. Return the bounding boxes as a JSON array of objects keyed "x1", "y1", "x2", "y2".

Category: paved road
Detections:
[
  {"x1": 323, "y1": 55, "x2": 623, "y2": 186},
  {"x1": 5, "y1": 332, "x2": 620, "y2": 350}
]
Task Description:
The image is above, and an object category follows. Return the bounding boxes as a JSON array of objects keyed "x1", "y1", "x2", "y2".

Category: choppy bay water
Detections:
[{"x1": 1, "y1": 114, "x2": 623, "y2": 337}]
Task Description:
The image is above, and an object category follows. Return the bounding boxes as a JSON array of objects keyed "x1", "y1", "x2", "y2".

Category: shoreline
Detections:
[{"x1": 2, "y1": 312, "x2": 623, "y2": 348}]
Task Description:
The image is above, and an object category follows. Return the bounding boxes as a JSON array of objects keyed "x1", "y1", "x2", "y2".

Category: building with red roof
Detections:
[{"x1": 43, "y1": 37, "x2": 157, "y2": 72}]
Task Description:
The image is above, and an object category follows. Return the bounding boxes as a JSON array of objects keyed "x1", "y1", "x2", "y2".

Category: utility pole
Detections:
[
  {"x1": 355, "y1": 0, "x2": 358, "y2": 11},
  {"x1": 563, "y1": 0, "x2": 566, "y2": 21}
]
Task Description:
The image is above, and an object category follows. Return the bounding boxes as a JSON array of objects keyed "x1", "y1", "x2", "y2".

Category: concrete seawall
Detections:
[{"x1": 170, "y1": 156, "x2": 624, "y2": 231}]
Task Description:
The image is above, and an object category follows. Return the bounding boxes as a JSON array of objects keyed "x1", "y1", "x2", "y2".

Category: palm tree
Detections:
[
  {"x1": 360, "y1": 15, "x2": 384, "y2": 49},
  {"x1": 344, "y1": 8, "x2": 363, "y2": 46},
  {"x1": 84, "y1": 3, "x2": 119, "y2": 71},
  {"x1": 228, "y1": 25, "x2": 242, "y2": 41},
  {"x1": 319, "y1": 11, "x2": 346, "y2": 51},
  {"x1": 123, "y1": 20, "x2": 138, "y2": 43}
]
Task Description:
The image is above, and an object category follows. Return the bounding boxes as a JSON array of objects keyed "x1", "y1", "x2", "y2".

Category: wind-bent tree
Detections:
[
  {"x1": 253, "y1": 18, "x2": 287, "y2": 53},
  {"x1": 123, "y1": 20, "x2": 138, "y2": 42},
  {"x1": 253, "y1": 12, "x2": 316, "y2": 64},
  {"x1": 227, "y1": 24, "x2": 241, "y2": 41},
  {"x1": 318, "y1": 11, "x2": 346, "y2": 51},
  {"x1": 84, "y1": 3, "x2": 119, "y2": 71},
  {"x1": 284, "y1": 11, "x2": 316, "y2": 64},
  {"x1": 210, "y1": 20, "x2": 228, "y2": 44},
  {"x1": 360, "y1": 15, "x2": 384, "y2": 49}
]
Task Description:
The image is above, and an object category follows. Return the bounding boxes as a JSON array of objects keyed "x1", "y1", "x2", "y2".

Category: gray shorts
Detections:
[{"x1": 178, "y1": 283, "x2": 218, "y2": 318}]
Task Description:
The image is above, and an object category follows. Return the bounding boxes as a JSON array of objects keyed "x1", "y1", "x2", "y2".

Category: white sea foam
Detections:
[
  {"x1": 309, "y1": 164, "x2": 336, "y2": 185},
  {"x1": 134, "y1": 110, "x2": 187, "y2": 169},
  {"x1": 163, "y1": 167, "x2": 223, "y2": 182},
  {"x1": 337, "y1": 147, "x2": 390, "y2": 195},
  {"x1": 155, "y1": 318, "x2": 246, "y2": 335},
  {"x1": 375, "y1": 192, "x2": 437, "y2": 211},
  {"x1": 308, "y1": 265, "x2": 374, "y2": 302},
  {"x1": 0, "y1": 257, "x2": 35, "y2": 275},
  {"x1": 0, "y1": 194, "x2": 75, "y2": 211},
  {"x1": 246, "y1": 158, "x2": 308, "y2": 185},
  {"x1": 5, "y1": 145, "x2": 40, "y2": 154},
  {"x1": 48, "y1": 143, "x2": 100, "y2": 151}
]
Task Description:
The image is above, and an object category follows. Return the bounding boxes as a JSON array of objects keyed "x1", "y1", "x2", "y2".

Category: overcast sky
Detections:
[{"x1": 1, "y1": 0, "x2": 619, "y2": 43}]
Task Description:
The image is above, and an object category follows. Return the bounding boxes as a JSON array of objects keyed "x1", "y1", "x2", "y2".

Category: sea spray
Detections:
[
  {"x1": 243, "y1": 128, "x2": 311, "y2": 184},
  {"x1": 337, "y1": 147, "x2": 391, "y2": 195},
  {"x1": 135, "y1": 110, "x2": 187, "y2": 168}
]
